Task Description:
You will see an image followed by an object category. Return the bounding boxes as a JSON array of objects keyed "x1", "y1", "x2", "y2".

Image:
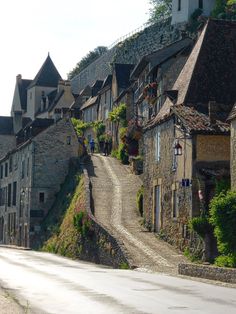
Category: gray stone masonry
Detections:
[
  {"x1": 71, "y1": 19, "x2": 187, "y2": 94},
  {"x1": 179, "y1": 263, "x2": 236, "y2": 284}
]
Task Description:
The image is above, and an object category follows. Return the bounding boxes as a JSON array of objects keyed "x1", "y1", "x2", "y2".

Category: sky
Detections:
[{"x1": 0, "y1": 0, "x2": 150, "y2": 116}]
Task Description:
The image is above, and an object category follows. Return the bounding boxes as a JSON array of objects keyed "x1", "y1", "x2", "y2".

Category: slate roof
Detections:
[
  {"x1": 80, "y1": 96, "x2": 98, "y2": 110},
  {"x1": 91, "y1": 80, "x2": 103, "y2": 97},
  {"x1": 18, "y1": 79, "x2": 32, "y2": 110},
  {"x1": 114, "y1": 64, "x2": 134, "y2": 89},
  {"x1": 130, "y1": 38, "x2": 193, "y2": 80},
  {"x1": 0, "y1": 116, "x2": 31, "y2": 135},
  {"x1": 0, "y1": 117, "x2": 14, "y2": 135},
  {"x1": 175, "y1": 19, "x2": 236, "y2": 106},
  {"x1": 28, "y1": 55, "x2": 62, "y2": 89},
  {"x1": 172, "y1": 105, "x2": 230, "y2": 134},
  {"x1": 16, "y1": 118, "x2": 54, "y2": 145},
  {"x1": 100, "y1": 75, "x2": 112, "y2": 92}
]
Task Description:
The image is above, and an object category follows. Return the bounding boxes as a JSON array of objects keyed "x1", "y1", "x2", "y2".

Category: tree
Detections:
[
  {"x1": 147, "y1": 0, "x2": 172, "y2": 24},
  {"x1": 211, "y1": 0, "x2": 236, "y2": 18},
  {"x1": 68, "y1": 46, "x2": 108, "y2": 79}
]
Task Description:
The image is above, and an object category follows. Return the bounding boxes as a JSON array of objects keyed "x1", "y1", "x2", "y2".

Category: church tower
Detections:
[{"x1": 171, "y1": 0, "x2": 216, "y2": 25}]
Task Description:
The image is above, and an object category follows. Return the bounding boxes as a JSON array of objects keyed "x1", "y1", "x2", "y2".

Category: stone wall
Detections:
[
  {"x1": 82, "y1": 167, "x2": 129, "y2": 268},
  {"x1": 179, "y1": 263, "x2": 236, "y2": 284},
  {"x1": 230, "y1": 121, "x2": 236, "y2": 189},
  {"x1": 196, "y1": 135, "x2": 230, "y2": 162},
  {"x1": 0, "y1": 135, "x2": 16, "y2": 160},
  {"x1": 143, "y1": 119, "x2": 193, "y2": 250},
  {"x1": 71, "y1": 19, "x2": 186, "y2": 94}
]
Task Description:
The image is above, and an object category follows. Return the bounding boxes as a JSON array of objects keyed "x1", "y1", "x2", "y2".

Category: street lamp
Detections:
[{"x1": 174, "y1": 140, "x2": 182, "y2": 156}]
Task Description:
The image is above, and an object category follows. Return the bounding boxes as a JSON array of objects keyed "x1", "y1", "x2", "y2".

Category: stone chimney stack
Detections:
[
  {"x1": 208, "y1": 100, "x2": 218, "y2": 125},
  {"x1": 16, "y1": 74, "x2": 22, "y2": 82},
  {"x1": 58, "y1": 79, "x2": 64, "y2": 92}
]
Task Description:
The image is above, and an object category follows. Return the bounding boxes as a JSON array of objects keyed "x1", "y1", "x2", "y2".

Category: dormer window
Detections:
[
  {"x1": 178, "y1": 0, "x2": 181, "y2": 11},
  {"x1": 199, "y1": 0, "x2": 203, "y2": 10}
]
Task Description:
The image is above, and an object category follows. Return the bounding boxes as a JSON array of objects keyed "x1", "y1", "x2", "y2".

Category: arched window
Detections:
[{"x1": 199, "y1": 0, "x2": 203, "y2": 10}]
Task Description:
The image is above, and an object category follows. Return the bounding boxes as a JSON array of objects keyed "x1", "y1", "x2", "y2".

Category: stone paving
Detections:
[
  {"x1": 86, "y1": 154, "x2": 187, "y2": 274},
  {"x1": 0, "y1": 285, "x2": 25, "y2": 314}
]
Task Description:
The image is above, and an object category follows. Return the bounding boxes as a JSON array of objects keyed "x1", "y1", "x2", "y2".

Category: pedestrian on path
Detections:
[
  {"x1": 90, "y1": 138, "x2": 95, "y2": 154},
  {"x1": 104, "y1": 139, "x2": 109, "y2": 156}
]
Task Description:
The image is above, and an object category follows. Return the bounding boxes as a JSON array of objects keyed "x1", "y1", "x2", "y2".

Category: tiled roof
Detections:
[
  {"x1": 80, "y1": 96, "x2": 98, "y2": 110},
  {"x1": 28, "y1": 55, "x2": 62, "y2": 89},
  {"x1": 130, "y1": 38, "x2": 193, "y2": 80},
  {"x1": 172, "y1": 105, "x2": 230, "y2": 134},
  {"x1": 175, "y1": 19, "x2": 236, "y2": 106},
  {"x1": 114, "y1": 64, "x2": 134, "y2": 89}
]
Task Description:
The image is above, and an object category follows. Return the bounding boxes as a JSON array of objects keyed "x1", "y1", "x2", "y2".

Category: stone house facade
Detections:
[
  {"x1": 142, "y1": 19, "x2": 236, "y2": 251},
  {"x1": 0, "y1": 117, "x2": 80, "y2": 247},
  {"x1": 130, "y1": 38, "x2": 193, "y2": 126}
]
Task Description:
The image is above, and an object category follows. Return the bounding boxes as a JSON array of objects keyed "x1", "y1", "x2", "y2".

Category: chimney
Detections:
[
  {"x1": 208, "y1": 101, "x2": 218, "y2": 125},
  {"x1": 16, "y1": 74, "x2": 22, "y2": 83},
  {"x1": 58, "y1": 79, "x2": 65, "y2": 92}
]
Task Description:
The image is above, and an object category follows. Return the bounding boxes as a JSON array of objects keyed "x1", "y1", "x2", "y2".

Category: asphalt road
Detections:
[{"x1": 0, "y1": 247, "x2": 235, "y2": 314}]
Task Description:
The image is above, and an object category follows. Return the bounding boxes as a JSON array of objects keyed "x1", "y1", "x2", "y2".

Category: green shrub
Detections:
[
  {"x1": 136, "y1": 186, "x2": 144, "y2": 217},
  {"x1": 215, "y1": 178, "x2": 230, "y2": 196},
  {"x1": 117, "y1": 143, "x2": 129, "y2": 165},
  {"x1": 111, "y1": 149, "x2": 118, "y2": 158},
  {"x1": 73, "y1": 211, "x2": 93, "y2": 238},
  {"x1": 189, "y1": 216, "x2": 212, "y2": 238},
  {"x1": 215, "y1": 254, "x2": 236, "y2": 268},
  {"x1": 210, "y1": 191, "x2": 236, "y2": 255}
]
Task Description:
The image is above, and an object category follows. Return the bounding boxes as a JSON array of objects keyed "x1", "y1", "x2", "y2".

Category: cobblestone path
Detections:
[{"x1": 86, "y1": 154, "x2": 187, "y2": 274}]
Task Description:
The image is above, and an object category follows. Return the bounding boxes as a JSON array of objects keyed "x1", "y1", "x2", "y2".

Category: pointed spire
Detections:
[{"x1": 28, "y1": 54, "x2": 62, "y2": 89}]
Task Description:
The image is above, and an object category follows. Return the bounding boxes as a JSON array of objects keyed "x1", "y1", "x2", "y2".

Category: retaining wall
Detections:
[
  {"x1": 179, "y1": 263, "x2": 236, "y2": 284},
  {"x1": 82, "y1": 167, "x2": 130, "y2": 268}
]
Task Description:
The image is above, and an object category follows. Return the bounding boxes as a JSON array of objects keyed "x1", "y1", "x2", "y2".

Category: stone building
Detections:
[
  {"x1": 11, "y1": 54, "x2": 74, "y2": 124},
  {"x1": 0, "y1": 117, "x2": 80, "y2": 247},
  {"x1": 142, "y1": 19, "x2": 235, "y2": 251},
  {"x1": 227, "y1": 105, "x2": 236, "y2": 190},
  {"x1": 130, "y1": 37, "x2": 193, "y2": 125},
  {"x1": 171, "y1": 0, "x2": 216, "y2": 25}
]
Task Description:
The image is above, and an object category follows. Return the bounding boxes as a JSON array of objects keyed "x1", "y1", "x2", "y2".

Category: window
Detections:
[
  {"x1": 67, "y1": 136, "x2": 71, "y2": 145},
  {"x1": 9, "y1": 156, "x2": 13, "y2": 173},
  {"x1": 12, "y1": 182, "x2": 17, "y2": 206},
  {"x1": 178, "y1": 0, "x2": 181, "y2": 11},
  {"x1": 199, "y1": 0, "x2": 203, "y2": 10},
  {"x1": 155, "y1": 130, "x2": 160, "y2": 162},
  {"x1": 27, "y1": 157, "x2": 30, "y2": 177},
  {"x1": 39, "y1": 192, "x2": 45, "y2": 203},
  {"x1": 21, "y1": 160, "x2": 25, "y2": 179},
  {"x1": 5, "y1": 163, "x2": 8, "y2": 177},
  {"x1": 0, "y1": 165, "x2": 3, "y2": 179},
  {"x1": 8, "y1": 184, "x2": 12, "y2": 207}
]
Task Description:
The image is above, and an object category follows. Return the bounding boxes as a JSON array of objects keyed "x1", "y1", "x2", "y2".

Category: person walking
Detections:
[
  {"x1": 90, "y1": 138, "x2": 95, "y2": 154},
  {"x1": 104, "y1": 139, "x2": 109, "y2": 156}
]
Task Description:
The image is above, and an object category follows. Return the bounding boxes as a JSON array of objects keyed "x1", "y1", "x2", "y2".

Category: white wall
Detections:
[{"x1": 171, "y1": 0, "x2": 216, "y2": 25}]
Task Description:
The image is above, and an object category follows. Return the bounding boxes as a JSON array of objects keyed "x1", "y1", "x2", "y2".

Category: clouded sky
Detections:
[{"x1": 0, "y1": 0, "x2": 150, "y2": 116}]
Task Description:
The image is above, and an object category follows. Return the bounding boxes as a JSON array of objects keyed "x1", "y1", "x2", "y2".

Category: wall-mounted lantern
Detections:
[{"x1": 174, "y1": 140, "x2": 182, "y2": 156}]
